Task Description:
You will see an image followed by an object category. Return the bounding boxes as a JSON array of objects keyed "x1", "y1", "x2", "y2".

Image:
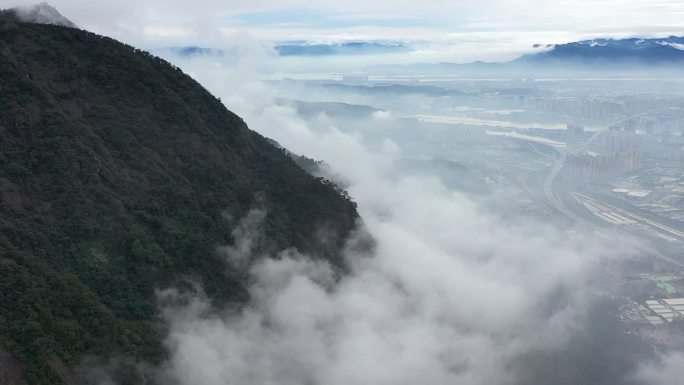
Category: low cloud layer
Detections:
[
  {"x1": 139, "y1": 56, "x2": 650, "y2": 385},
  {"x1": 160, "y1": 205, "x2": 600, "y2": 385},
  {"x1": 8, "y1": 1, "x2": 684, "y2": 49},
  {"x1": 632, "y1": 352, "x2": 684, "y2": 385},
  {"x1": 7, "y1": 0, "x2": 684, "y2": 64}
]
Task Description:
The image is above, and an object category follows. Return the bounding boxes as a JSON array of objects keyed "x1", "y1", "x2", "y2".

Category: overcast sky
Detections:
[{"x1": 6, "y1": 0, "x2": 684, "y2": 61}]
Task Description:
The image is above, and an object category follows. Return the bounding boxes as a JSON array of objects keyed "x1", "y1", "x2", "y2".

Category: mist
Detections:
[
  {"x1": 124, "y1": 43, "x2": 675, "y2": 385},
  {"x1": 632, "y1": 352, "x2": 684, "y2": 385},
  {"x1": 4, "y1": 3, "x2": 684, "y2": 384}
]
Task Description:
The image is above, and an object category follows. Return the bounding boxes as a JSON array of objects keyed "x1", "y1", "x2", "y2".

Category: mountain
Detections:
[
  {"x1": 152, "y1": 46, "x2": 225, "y2": 58},
  {"x1": 155, "y1": 41, "x2": 412, "y2": 59},
  {"x1": 0, "y1": 3, "x2": 76, "y2": 28},
  {"x1": 274, "y1": 41, "x2": 412, "y2": 56},
  {"x1": 367, "y1": 36, "x2": 684, "y2": 76},
  {"x1": 515, "y1": 36, "x2": 684, "y2": 66},
  {"x1": 0, "y1": 16, "x2": 358, "y2": 384}
]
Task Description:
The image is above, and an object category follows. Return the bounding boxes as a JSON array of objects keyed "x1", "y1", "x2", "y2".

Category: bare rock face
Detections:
[{"x1": 0, "y1": 3, "x2": 77, "y2": 28}]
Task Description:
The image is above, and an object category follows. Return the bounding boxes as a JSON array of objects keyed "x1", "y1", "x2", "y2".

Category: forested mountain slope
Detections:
[{"x1": 0, "y1": 18, "x2": 358, "y2": 384}]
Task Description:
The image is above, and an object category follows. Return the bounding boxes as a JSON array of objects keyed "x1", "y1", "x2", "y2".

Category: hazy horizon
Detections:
[{"x1": 5, "y1": 0, "x2": 684, "y2": 63}]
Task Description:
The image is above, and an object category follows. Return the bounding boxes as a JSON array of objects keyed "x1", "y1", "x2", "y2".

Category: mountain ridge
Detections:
[
  {"x1": 514, "y1": 35, "x2": 684, "y2": 66},
  {"x1": 0, "y1": 17, "x2": 358, "y2": 384}
]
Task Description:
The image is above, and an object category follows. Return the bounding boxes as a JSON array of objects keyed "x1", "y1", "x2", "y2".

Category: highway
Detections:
[
  {"x1": 538, "y1": 111, "x2": 684, "y2": 267},
  {"x1": 541, "y1": 109, "x2": 668, "y2": 222},
  {"x1": 540, "y1": 129, "x2": 605, "y2": 231}
]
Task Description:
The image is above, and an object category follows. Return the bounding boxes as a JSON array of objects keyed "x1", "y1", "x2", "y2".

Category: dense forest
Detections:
[{"x1": 0, "y1": 18, "x2": 358, "y2": 384}]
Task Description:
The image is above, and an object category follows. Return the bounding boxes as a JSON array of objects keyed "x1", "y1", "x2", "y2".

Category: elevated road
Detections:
[
  {"x1": 542, "y1": 109, "x2": 668, "y2": 221},
  {"x1": 537, "y1": 109, "x2": 684, "y2": 267}
]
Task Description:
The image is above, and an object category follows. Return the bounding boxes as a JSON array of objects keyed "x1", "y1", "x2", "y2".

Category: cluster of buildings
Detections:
[
  {"x1": 566, "y1": 127, "x2": 684, "y2": 182},
  {"x1": 611, "y1": 115, "x2": 684, "y2": 140},
  {"x1": 608, "y1": 168, "x2": 684, "y2": 224},
  {"x1": 528, "y1": 97, "x2": 627, "y2": 119},
  {"x1": 567, "y1": 151, "x2": 642, "y2": 181},
  {"x1": 644, "y1": 298, "x2": 684, "y2": 325},
  {"x1": 600, "y1": 131, "x2": 642, "y2": 151},
  {"x1": 599, "y1": 130, "x2": 684, "y2": 159}
]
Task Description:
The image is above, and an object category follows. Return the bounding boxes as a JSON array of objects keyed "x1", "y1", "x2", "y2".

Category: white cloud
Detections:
[
  {"x1": 371, "y1": 110, "x2": 392, "y2": 120},
  {"x1": 142, "y1": 53, "x2": 647, "y2": 385},
  {"x1": 142, "y1": 25, "x2": 194, "y2": 37},
  {"x1": 632, "y1": 352, "x2": 684, "y2": 385},
  {"x1": 4, "y1": 0, "x2": 684, "y2": 62}
]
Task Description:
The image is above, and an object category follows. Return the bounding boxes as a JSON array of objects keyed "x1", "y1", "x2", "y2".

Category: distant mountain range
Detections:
[
  {"x1": 153, "y1": 45, "x2": 225, "y2": 58},
  {"x1": 274, "y1": 41, "x2": 411, "y2": 56},
  {"x1": 9, "y1": 3, "x2": 683, "y2": 72},
  {"x1": 159, "y1": 36, "x2": 684, "y2": 75},
  {"x1": 516, "y1": 36, "x2": 684, "y2": 66},
  {"x1": 155, "y1": 41, "x2": 411, "y2": 58},
  {"x1": 369, "y1": 36, "x2": 684, "y2": 75}
]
